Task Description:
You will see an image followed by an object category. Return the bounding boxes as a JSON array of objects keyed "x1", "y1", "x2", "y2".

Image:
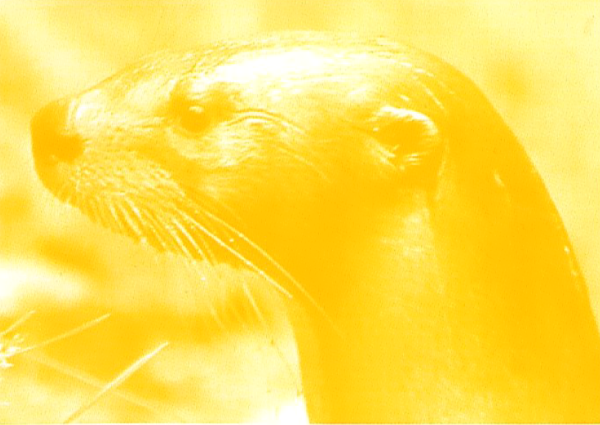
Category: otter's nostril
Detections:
[{"x1": 31, "y1": 99, "x2": 84, "y2": 164}]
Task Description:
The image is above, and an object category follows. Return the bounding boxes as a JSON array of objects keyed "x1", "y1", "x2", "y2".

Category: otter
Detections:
[{"x1": 30, "y1": 33, "x2": 600, "y2": 422}]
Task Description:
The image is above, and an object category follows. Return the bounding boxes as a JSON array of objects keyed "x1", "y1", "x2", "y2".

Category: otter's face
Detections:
[
  {"x1": 31, "y1": 38, "x2": 446, "y2": 279},
  {"x1": 30, "y1": 52, "x2": 201, "y2": 229}
]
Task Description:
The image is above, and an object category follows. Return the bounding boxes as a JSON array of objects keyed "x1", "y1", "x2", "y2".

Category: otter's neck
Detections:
[
  {"x1": 285, "y1": 187, "x2": 600, "y2": 422},
  {"x1": 287, "y1": 192, "x2": 471, "y2": 422}
]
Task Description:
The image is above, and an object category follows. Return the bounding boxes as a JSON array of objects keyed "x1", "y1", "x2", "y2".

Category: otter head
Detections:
[{"x1": 30, "y1": 35, "x2": 448, "y2": 298}]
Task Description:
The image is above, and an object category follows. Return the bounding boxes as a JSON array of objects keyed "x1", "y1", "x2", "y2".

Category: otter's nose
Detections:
[{"x1": 31, "y1": 100, "x2": 84, "y2": 164}]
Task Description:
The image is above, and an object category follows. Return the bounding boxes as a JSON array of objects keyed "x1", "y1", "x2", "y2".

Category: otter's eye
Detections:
[{"x1": 179, "y1": 104, "x2": 212, "y2": 134}]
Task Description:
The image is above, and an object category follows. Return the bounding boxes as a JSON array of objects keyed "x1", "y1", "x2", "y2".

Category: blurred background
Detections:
[{"x1": 1, "y1": 0, "x2": 598, "y2": 422}]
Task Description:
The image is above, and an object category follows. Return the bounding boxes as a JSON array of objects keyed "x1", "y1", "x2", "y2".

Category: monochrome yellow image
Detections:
[{"x1": 1, "y1": 1, "x2": 599, "y2": 422}]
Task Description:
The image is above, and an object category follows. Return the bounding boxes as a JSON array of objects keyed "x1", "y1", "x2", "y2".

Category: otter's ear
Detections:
[{"x1": 371, "y1": 106, "x2": 444, "y2": 186}]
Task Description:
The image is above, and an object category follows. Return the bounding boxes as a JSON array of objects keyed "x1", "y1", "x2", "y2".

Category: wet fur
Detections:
[{"x1": 31, "y1": 33, "x2": 600, "y2": 422}]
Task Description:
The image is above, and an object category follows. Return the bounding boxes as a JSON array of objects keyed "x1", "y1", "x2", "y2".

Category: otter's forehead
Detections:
[
  {"x1": 189, "y1": 44, "x2": 397, "y2": 94},
  {"x1": 203, "y1": 48, "x2": 373, "y2": 82},
  {"x1": 177, "y1": 37, "x2": 454, "y2": 124},
  {"x1": 72, "y1": 36, "x2": 421, "y2": 120},
  {"x1": 180, "y1": 44, "x2": 408, "y2": 124}
]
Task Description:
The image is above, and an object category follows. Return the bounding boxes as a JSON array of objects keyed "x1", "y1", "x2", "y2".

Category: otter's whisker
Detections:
[
  {"x1": 131, "y1": 205, "x2": 170, "y2": 252},
  {"x1": 240, "y1": 279, "x2": 267, "y2": 329},
  {"x1": 204, "y1": 294, "x2": 228, "y2": 331},
  {"x1": 124, "y1": 199, "x2": 166, "y2": 250},
  {"x1": 25, "y1": 352, "x2": 186, "y2": 422},
  {"x1": 142, "y1": 209, "x2": 182, "y2": 254},
  {"x1": 15, "y1": 314, "x2": 111, "y2": 356},
  {"x1": 177, "y1": 208, "x2": 294, "y2": 301},
  {"x1": 114, "y1": 201, "x2": 144, "y2": 239},
  {"x1": 155, "y1": 209, "x2": 211, "y2": 264},
  {"x1": 89, "y1": 197, "x2": 109, "y2": 229},
  {"x1": 170, "y1": 211, "x2": 216, "y2": 265},
  {"x1": 238, "y1": 279, "x2": 303, "y2": 395},
  {"x1": 107, "y1": 200, "x2": 128, "y2": 235},
  {"x1": 118, "y1": 199, "x2": 141, "y2": 234},
  {"x1": 201, "y1": 209, "x2": 342, "y2": 336},
  {"x1": 100, "y1": 199, "x2": 123, "y2": 235},
  {"x1": 224, "y1": 294, "x2": 246, "y2": 328},
  {"x1": 0, "y1": 310, "x2": 36, "y2": 338},
  {"x1": 63, "y1": 342, "x2": 169, "y2": 424},
  {"x1": 188, "y1": 190, "x2": 244, "y2": 227},
  {"x1": 123, "y1": 197, "x2": 145, "y2": 223},
  {"x1": 164, "y1": 215, "x2": 207, "y2": 263}
]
